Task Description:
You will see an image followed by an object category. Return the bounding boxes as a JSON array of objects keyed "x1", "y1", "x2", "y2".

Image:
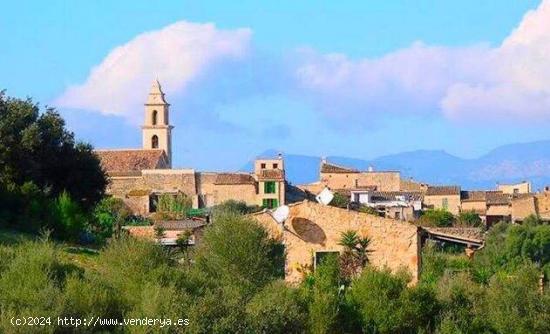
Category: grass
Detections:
[{"x1": 0, "y1": 227, "x2": 100, "y2": 271}]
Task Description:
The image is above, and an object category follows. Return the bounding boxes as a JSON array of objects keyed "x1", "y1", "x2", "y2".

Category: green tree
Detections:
[
  {"x1": 419, "y1": 209, "x2": 455, "y2": 227},
  {"x1": 457, "y1": 211, "x2": 483, "y2": 227},
  {"x1": 92, "y1": 197, "x2": 131, "y2": 240},
  {"x1": 0, "y1": 92, "x2": 107, "y2": 209},
  {"x1": 339, "y1": 230, "x2": 372, "y2": 279}
]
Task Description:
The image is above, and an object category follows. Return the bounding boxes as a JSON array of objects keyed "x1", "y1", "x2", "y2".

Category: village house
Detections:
[
  {"x1": 423, "y1": 185, "x2": 461, "y2": 215},
  {"x1": 511, "y1": 187, "x2": 550, "y2": 223},
  {"x1": 497, "y1": 181, "x2": 532, "y2": 195},
  {"x1": 253, "y1": 200, "x2": 421, "y2": 284},
  {"x1": 95, "y1": 80, "x2": 286, "y2": 215}
]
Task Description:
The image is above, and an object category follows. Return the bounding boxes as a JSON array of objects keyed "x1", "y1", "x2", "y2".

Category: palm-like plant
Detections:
[{"x1": 339, "y1": 230, "x2": 372, "y2": 277}]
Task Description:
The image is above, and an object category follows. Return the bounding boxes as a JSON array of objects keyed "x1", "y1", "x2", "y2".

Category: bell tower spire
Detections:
[{"x1": 142, "y1": 79, "x2": 173, "y2": 167}]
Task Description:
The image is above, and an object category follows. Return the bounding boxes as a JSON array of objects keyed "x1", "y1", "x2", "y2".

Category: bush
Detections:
[
  {"x1": 193, "y1": 211, "x2": 284, "y2": 292},
  {"x1": 92, "y1": 197, "x2": 131, "y2": 240},
  {"x1": 329, "y1": 192, "x2": 350, "y2": 209},
  {"x1": 52, "y1": 191, "x2": 89, "y2": 241},
  {"x1": 246, "y1": 281, "x2": 307, "y2": 334},
  {"x1": 419, "y1": 209, "x2": 455, "y2": 227},
  {"x1": 457, "y1": 211, "x2": 483, "y2": 227},
  {"x1": 211, "y1": 200, "x2": 262, "y2": 217}
]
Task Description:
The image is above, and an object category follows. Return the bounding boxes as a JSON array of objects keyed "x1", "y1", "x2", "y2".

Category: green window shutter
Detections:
[
  {"x1": 264, "y1": 181, "x2": 276, "y2": 194},
  {"x1": 272, "y1": 199, "x2": 278, "y2": 208}
]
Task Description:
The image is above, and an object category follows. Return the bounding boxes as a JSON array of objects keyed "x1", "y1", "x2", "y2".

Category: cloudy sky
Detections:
[{"x1": 2, "y1": 0, "x2": 550, "y2": 170}]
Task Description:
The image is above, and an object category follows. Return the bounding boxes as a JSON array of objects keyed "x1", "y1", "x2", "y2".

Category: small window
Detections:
[
  {"x1": 273, "y1": 163, "x2": 278, "y2": 169},
  {"x1": 152, "y1": 110, "x2": 158, "y2": 125},
  {"x1": 513, "y1": 188, "x2": 519, "y2": 194},
  {"x1": 149, "y1": 194, "x2": 158, "y2": 213},
  {"x1": 261, "y1": 163, "x2": 266, "y2": 169},
  {"x1": 264, "y1": 181, "x2": 276, "y2": 194},
  {"x1": 262, "y1": 198, "x2": 278, "y2": 209},
  {"x1": 152, "y1": 135, "x2": 159, "y2": 149},
  {"x1": 442, "y1": 198, "x2": 448, "y2": 209},
  {"x1": 394, "y1": 212, "x2": 401, "y2": 220},
  {"x1": 314, "y1": 251, "x2": 339, "y2": 269}
]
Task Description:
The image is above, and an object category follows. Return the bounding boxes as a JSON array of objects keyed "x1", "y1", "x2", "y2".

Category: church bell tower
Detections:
[{"x1": 142, "y1": 79, "x2": 173, "y2": 167}]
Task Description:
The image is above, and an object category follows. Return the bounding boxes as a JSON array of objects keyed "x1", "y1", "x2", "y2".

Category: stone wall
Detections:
[
  {"x1": 511, "y1": 196, "x2": 536, "y2": 222},
  {"x1": 461, "y1": 200, "x2": 487, "y2": 215},
  {"x1": 253, "y1": 201, "x2": 420, "y2": 284}
]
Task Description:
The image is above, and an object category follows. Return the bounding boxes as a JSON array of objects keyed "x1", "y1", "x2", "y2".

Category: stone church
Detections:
[{"x1": 95, "y1": 80, "x2": 286, "y2": 215}]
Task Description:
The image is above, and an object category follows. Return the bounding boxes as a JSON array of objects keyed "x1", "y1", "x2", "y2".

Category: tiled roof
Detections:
[
  {"x1": 214, "y1": 173, "x2": 256, "y2": 185},
  {"x1": 95, "y1": 149, "x2": 167, "y2": 173},
  {"x1": 258, "y1": 169, "x2": 285, "y2": 180},
  {"x1": 370, "y1": 191, "x2": 424, "y2": 201},
  {"x1": 426, "y1": 185, "x2": 461, "y2": 196},
  {"x1": 486, "y1": 191, "x2": 511, "y2": 205},
  {"x1": 320, "y1": 162, "x2": 359, "y2": 174},
  {"x1": 460, "y1": 191, "x2": 486, "y2": 202}
]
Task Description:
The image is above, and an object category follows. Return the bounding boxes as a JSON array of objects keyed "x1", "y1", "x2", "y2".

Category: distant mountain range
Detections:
[{"x1": 241, "y1": 140, "x2": 550, "y2": 191}]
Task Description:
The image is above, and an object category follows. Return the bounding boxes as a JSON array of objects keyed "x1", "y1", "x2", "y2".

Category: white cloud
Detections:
[
  {"x1": 295, "y1": 0, "x2": 550, "y2": 123},
  {"x1": 56, "y1": 21, "x2": 251, "y2": 123}
]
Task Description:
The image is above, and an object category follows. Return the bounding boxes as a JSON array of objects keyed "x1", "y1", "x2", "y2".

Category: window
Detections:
[
  {"x1": 152, "y1": 135, "x2": 159, "y2": 149},
  {"x1": 394, "y1": 211, "x2": 401, "y2": 220},
  {"x1": 314, "y1": 251, "x2": 339, "y2": 269},
  {"x1": 513, "y1": 188, "x2": 519, "y2": 194},
  {"x1": 264, "y1": 181, "x2": 276, "y2": 194},
  {"x1": 273, "y1": 163, "x2": 278, "y2": 169},
  {"x1": 149, "y1": 194, "x2": 158, "y2": 213},
  {"x1": 260, "y1": 163, "x2": 266, "y2": 169},
  {"x1": 262, "y1": 198, "x2": 278, "y2": 209},
  {"x1": 442, "y1": 198, "x2": 448, "y2": 209},
  {"x1": 152, "y1": 110, "x2": 158, "y2": 125}
]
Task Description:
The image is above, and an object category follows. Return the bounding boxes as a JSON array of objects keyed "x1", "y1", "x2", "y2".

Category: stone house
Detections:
[
  {"x1": 423, "y1": 186, "x2": 461, "y2": 215},
  {"x1": 485, "y1": 191, "x2": 512, "y2": 226},
  {"x1": 497, "y1": 181, "x2": 531, "y2": 195},
  {"x1": 253, "y1": 200, "x2": 421, "y2": 284},
  {"x1": 95, "y1": 80, "x2": 286, "y2": 215},
  {"x1": 511, "y1": 189, "x2": 550, "y2": 223},
  {"x1": 318, "y1": 160, "x2": 402, "y2": 191}
]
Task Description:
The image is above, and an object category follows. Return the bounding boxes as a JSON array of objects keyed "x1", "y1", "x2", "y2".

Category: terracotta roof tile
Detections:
[
  {"x1": 258, "y1": 169, "x2": 285, "y2": 180},
  {"x1": 320, "y1": 162, "x2": 359, "y2": 174},
  {"x1": 95, "y1": 149, "x2": 167, "y2": 173},
  {"x1": 214, "y1": 173, "x2": 256, "y2": 185},
  {"x1": 460, "y1": 191, "x2": 487, "y2": 202},
  {"x1": 486, "y1": 191, "x2": 511, "y2": 205},
  {"x1": 426, "y1": 185, "x2": 461, "y2": 196}
]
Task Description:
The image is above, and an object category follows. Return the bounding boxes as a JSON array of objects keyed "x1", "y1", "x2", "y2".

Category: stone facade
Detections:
[
  {"x1": 253, "y1": 201, "x2": 421, "y2": 284},
  {"x1": 497, "y1": 181, "x2": 531, "y2": 195},
  {"x1": 96, "y1": 80, "x2": 287, "y2": 214}
]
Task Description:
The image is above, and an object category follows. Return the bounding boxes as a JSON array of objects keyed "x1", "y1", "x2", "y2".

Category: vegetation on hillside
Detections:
[{"x1": 1, "y1": 214, "x2": 549, "y2": 333}]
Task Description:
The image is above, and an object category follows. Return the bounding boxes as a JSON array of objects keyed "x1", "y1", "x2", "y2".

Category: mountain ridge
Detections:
[{"x1": 241, "y1": 140, "x2": 550, "y2": 190}]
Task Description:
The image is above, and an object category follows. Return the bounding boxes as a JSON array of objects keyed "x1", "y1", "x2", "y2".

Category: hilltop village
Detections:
[{"x1": 96, "y1": 80, "x2": 550, "y2": 283}]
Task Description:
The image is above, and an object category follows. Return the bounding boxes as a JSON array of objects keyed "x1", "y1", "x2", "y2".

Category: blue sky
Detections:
[{"x1": 1, "y1": 0, "x2": 549, "y2": 170}]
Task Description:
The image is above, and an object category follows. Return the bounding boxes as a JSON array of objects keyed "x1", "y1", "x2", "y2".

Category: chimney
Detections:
[
  {"x1": 321, "y1": 156, "x2": 327, "y2": 164},
  {"x1": 278, "y1": 152, "x2": 283, "y2": 160}
]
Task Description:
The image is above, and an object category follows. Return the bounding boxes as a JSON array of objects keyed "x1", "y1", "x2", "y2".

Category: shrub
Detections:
[
  {"x1": 92, "y1": 197, "x2": 131, "y2": 240},
  {"x1": 419, "y1": 209, "x2": 455, "y2": 227},
  {"x1": 246, "y1": 281, "x2": 307, "y2": 334},
  {"x1": 329, "y1": 192, "x2": 350, "y2": 209},
  {"x1": 193, "y1": 211, "x2": 283, "y2": 292},
  {"x1": 457, "y1": 211, "x2": 483, "y2": 227}
]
